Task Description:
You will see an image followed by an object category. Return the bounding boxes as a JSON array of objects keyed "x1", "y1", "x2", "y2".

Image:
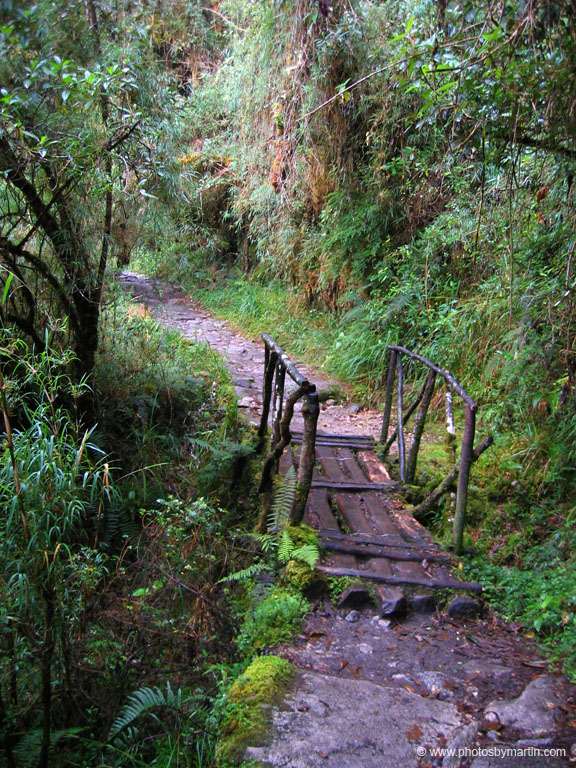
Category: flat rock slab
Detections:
[
  {"x1": 244, "y1": 671, "x2": 468, "y2": 768},
  {"x1": 486, "y1": 676, "x2": 564, "y2": 738},
  {"x1": 471, "y1": 757, "x2": 567, "y2": 767}
]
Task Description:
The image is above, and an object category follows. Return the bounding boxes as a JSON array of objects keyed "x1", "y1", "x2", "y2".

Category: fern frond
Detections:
[
  {"x1": 290, "y1": 543, "x2": 320, "y2": 569},
  {"x1": 218, "y1": 561, "x2": 271, "y2": 583},
  {"x1": 253, "y1": 532, "x2": 277, "y2": 552},
  {"x1": 269, "y1": 465, "x2": 297, "y2": 529},
  {"x1": 109, "y1": 682, "x2": 182, "y2": 738},
  {"x1": 277, "y1": 528, "x2": 295, "y2": 564}
]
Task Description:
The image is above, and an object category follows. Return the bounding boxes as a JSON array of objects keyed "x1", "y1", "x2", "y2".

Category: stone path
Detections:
[{"x1": 118, "y1": 271, "x2": 576, "y2": 767}]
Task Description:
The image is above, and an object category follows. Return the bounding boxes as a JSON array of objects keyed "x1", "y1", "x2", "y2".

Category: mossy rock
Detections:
[
  {"x1": 282, "y1": 558, "x2": 325, "y2": 591},
  {"x1": 238, "y1": 587, "x2": 309, "y2": 653},
  {"x1": 216, "y1": 656, "x2": 295, "y2": 766}
]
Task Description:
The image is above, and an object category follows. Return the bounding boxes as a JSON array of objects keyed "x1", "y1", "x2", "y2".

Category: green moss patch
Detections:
[{"x1": 216, "y1": 656, "x2": 295, "y2": 766}]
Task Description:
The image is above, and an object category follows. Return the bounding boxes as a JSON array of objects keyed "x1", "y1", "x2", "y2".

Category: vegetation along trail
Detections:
[{"x1": 119, "y1": 271, "x2": 576, "y2": 768}]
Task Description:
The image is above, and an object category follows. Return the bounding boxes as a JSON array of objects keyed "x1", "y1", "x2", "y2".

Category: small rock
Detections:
[
  {"x1": 485, "y1": 676, "x2": 562, "y2": 738},
  {"x1": 336, "y1": 584, "x2": 372, "y2": 610},
  {"x1": 447, "y1": 596, "x2": 481, "y2": 618},
  {"x1": 344, "y1": 610, "x2": 361, "y2": 623},
  {"x1": 375, "y1": 585, "x2": 407, "y2": 617},
  {"x1": 482, "y1": 711, "x2": 501, "y2": 732},
  {"x1": 442, "y1": 721, "x2": 478, "y2": 768},
  {"x1": 377, "y1": 618, "x2": 392, "y2": 629},
  {"x1": 237, "y1": 396, "x2": 257, "y2": 409},
  {"x1": 412, "y1": 594, "x2": 436, "y2": 614},
  {"x1": 486, "y1": 730, "x2": 500, "y2": 741},
  {"x1": 357, "y1": 643, "x2": 373, "y2": 655},
  {"x1": 348, "y1": 404, "x2": 361, "y2": 415},
  {"x1": 515, "y1": 738, "x2": 553, "y2": 747}
]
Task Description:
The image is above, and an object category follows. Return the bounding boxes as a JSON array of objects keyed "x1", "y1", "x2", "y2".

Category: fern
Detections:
[
  {"x1": 109, "y1": 682, "x2": 184, "y2": 738},
  {"x1": 12, "y1": 727, "x2": 84, "y2": 766},
  {"x1": 219, "y1": 560, "x2": 271, "y2": 583},
  {"x1": 268, "y1": 465, "x2": 297, "y2": 529},
  {"x1": 277, "y1": 529, "x2": 319, "y2": 568},
  {"x1": 290, "y1": 543, "x2": 320, "y2": 569}
]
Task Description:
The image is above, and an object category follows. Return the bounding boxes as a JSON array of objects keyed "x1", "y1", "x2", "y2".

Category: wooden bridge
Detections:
[{"x1": 256, "y1": 335, "x2": 490, "y2": 613}]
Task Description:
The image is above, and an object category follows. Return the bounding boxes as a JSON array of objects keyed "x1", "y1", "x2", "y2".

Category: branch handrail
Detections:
[
  {"x1": 257, "y1": 335, "x2": 319, "y2": 529},
  {"x1": 380, "y1": 346, "x2": 491, "y2": 554}
]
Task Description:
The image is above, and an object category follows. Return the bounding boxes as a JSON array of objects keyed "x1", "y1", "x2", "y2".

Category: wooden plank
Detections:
[
  {"x1": 318, "y1": 529, "x2": 429, "y2": 548},
  {"x1": 303, "y1": 488, "x2": 340, "y2": 531},
  {"x1": 320, "y1": 540, "x2": 453, "y2": 564},
  {"x1": 318, "y1": 530, "x2": 442, "y2": 553},
  {"x1": 316, "y1": 446, "x2": 368, "y2": 484},
  {"x1": 311, "y1": 480, "x2": 397, "y2": 492},
  {"x1": 334, "y1": 493, "x2": 380, "y2": 536},
  {"x1": 356, "y1": 451, "x2": 391, "y2": 483},
  {"x1": 358, "y1": 492, "x2": 409, "y2": 536},
  {"x1": 294, "y1": 437, "x2": 376, "y2": 449},
  {"x1": 293, "y1": 430, "x2": 375, "y2": 444},
  {"x1": 316, "y1": 564, "x2": 483, "y2": 592}
]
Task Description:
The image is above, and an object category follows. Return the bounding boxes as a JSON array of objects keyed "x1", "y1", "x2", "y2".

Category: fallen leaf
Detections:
[{"x1": 406, "y1": 723, "x2": 423, "y2": 742}]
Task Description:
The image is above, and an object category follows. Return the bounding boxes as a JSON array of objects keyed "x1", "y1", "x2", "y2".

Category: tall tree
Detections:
[{"x1": 0, "y1": 0, "x2": 171, "y2": 393}]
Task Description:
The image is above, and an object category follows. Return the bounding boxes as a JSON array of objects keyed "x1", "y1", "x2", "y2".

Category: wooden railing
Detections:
[
  {"x1": 257, "y1": 334, "x2": 320, "y2": 527},
  {"x1": 380, "y1": 346, "x2": 493, "y2": 553}
]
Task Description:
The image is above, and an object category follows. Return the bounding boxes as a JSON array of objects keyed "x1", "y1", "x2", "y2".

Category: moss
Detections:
[
  {"x1": 216, "y1": 656, "x2": 295, "y2": 766},
  {"x1": 282, "y1": 558, "x2": 324, "y2": 591},
  {"x1": 284, "y1": 523, "x2": 317, "y2": 546},
  {"x1": 238, "y1": 586, "x2": 309, "y2": 653}
]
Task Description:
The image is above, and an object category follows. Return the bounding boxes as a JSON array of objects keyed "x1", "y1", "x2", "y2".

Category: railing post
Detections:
[
  {"x1": 258, "y1": 349, "x2": 277, "y2": 448},
  {"x1": 452, "y1": 403, "x2": 476, "y2": 554},
  {"x1": 290, "y1": 388, "x2": 319, "y2": 525},
  {"x1": 272, "y1": 365, "x2": 286, "y2": 447},
  {"x1": 379, "y1": 349, "x2": 397, "y2": 451},
  {"x1": 396, "y1": 354, "x2": 406, "y2": 483},
  {"x1": 405, "y1": 369, "x2": 437, "y2": 484}
]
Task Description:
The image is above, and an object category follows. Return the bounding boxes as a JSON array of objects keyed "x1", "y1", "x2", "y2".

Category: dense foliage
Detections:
[
  {"x1": 138, "y1": 0, "x2": 576, "y2": 678},
  {"x1": 2, "y1": 1, "x2": 576, "y2": 765}
]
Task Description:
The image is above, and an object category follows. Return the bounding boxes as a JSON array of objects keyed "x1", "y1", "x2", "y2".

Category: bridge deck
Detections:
[{"x1": 281, "y1": 432, "x2": 482, "y2": 613}]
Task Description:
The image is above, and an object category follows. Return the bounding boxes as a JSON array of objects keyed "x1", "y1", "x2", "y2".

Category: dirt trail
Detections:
[{"x1": 119, "y1": 272, "x2": 576, "y2": 767}]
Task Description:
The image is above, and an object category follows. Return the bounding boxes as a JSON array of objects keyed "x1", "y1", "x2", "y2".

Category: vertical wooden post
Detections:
[
  {"x1": 272, "y1": 365, "x2": 286, "y2": 446},
  {"x1": 380, "y1": 349, "x2": 397, "y2": 450},
  {"x1": 405, "y1": 369, "x2": 437, "y2": 484},
  {"x1": 258, "y1": 350, "x2": 277, "y2": 446},
  {"x1": 452, "y1": 404, "x2": 476, "y2": 554},
  {"x1": 396, "y1": 354, "x2": 406, "y2": 483},
  {"x1": 445, "y1": 388, "x2": 456, "y2": 462},
  {"x1": 291, "y1": 388, "x2": 319, "y2": 525}
]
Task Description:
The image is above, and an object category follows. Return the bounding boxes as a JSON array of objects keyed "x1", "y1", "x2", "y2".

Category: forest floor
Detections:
[{"x1": 118, "y1": 272, "x2": 576, "y2": 767}]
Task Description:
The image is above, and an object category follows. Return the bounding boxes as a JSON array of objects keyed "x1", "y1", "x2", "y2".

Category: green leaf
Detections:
[{"x1": 2, "y1": 273, "x2": 14, "y2": 304}]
